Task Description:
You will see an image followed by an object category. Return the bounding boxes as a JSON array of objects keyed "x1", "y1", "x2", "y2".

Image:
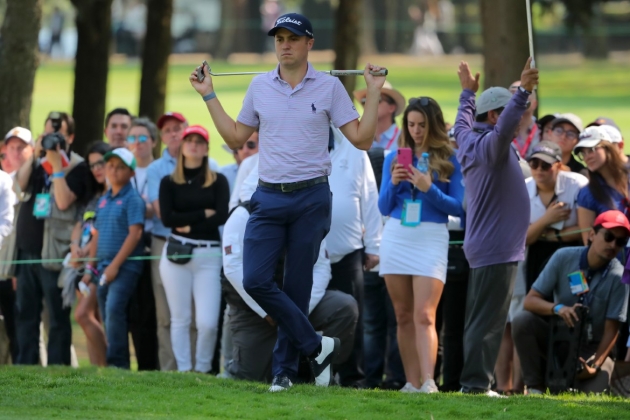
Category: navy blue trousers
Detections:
[{"x1": 243, "y1": 182, "x2": 332, "y2": 379}]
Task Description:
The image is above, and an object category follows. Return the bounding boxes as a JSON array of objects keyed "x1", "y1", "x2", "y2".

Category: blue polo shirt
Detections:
[
  {"x1": 95, "y1": 182, "x2": 145, "y2": 274},
  {"x1": 577, "y1": 182, "x2": 626, "y2": 217}
]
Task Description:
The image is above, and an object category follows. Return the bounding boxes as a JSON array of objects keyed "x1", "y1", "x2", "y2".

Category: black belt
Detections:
[
  {"x1": 168, "y1": 237, "x2": 220, "y2": 248},
  {"x1": 258, "y1": 176, "x2": 328, "y2": 193}
]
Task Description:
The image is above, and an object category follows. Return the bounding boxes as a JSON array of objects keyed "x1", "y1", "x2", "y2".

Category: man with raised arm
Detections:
[{"x1": 189, "y1": 13, "x2": 384, "y2": 392}]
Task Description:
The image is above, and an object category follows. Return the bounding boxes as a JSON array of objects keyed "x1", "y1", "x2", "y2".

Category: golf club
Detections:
[
  {"x1": 197, "y1": 61, "x2": 387, "y2": 82},
  {"x1": 525, "y1": 0, "x2": 536, "y2": 68}
]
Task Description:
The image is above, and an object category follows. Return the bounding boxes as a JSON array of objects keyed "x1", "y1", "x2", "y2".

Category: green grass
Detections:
[
  {"x1": 31, "y1": 57, "x2": 630, "y2": 168},
  {"x1": 0, "y1": 366, "x2": 629, "y2": 419}
]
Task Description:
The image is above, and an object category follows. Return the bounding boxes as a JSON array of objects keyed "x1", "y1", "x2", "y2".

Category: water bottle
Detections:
[
  {"x1": 80, "y1": 224, "x2": 91, "y2": 248},
  {"x1": 417, "y1": 152, "x2": 430, "y2": 173}
]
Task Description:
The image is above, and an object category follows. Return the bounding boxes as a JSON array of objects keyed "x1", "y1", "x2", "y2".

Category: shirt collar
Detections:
[
  {"x1": 106, "y1": 182, "x2": 132, "y2": 199},
  {"x1": 380, "y1": 123, "x2": 398, "y2": 141},
  {"x1": 162, "y1": 148, "x2": 177, "y2": 163},
  {"x1": 271, "y1": 62, "x2": 318, "y2": 83}
]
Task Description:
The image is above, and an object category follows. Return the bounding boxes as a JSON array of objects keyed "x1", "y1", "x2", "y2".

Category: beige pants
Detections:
[{"x1": 151, "y1": 236, "x2": 197, "y2": 371}]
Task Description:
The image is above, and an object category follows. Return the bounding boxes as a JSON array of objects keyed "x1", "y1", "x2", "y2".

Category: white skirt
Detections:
[{"x1": 379, "y1": 218, "x2": 449, "y2": 282}]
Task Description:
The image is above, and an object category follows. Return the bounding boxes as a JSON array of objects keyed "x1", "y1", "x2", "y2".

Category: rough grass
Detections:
[
  {"x1": 0, "y1": 366, "x2": 629, "y2": 420},
  {"x1": 31, "y1": 55, "x2": 630, "y2": 168}
]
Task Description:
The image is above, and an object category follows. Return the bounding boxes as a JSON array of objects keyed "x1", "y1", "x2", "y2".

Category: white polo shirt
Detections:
[
  {"x1": 0, "y1": 170, "x2": 15, "y2": 247},
  {"x1": 327, "y1": 125, "x2": 382, "y2": 263},
  {"x1": 237, "y1": 62, "x2": 359, "y2": 183},
  {"x1": 222, "y1": 206, "x2": 331, "y2": 317}
]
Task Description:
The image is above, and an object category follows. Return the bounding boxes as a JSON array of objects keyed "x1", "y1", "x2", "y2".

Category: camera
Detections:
[
  {"x1": 41, "y1": 132, "x2": 66, "y2": 152},
  {"x1": 49, "y1": 111, "x2": 63, "y2": 133}
]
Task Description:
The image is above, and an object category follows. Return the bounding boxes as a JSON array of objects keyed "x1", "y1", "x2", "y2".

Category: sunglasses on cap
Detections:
[
  {"x1": 408, "y1": 97, "x2": 431, "y2": 107},
  {"x1": 127, "y1": 135, "x2": 149, "y2": 144},
  {"x1": 528, "y1": 158, "x2": 553, "y2": 171},
  {"x1": 601, "y1": 229, "x2": 629, "y2": 247}
]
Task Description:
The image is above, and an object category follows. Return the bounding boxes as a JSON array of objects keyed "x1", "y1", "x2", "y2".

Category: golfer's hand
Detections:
[
  {"x1": 364, "y1": 63, "x2": 386, "y2": 91},
  {"x1": 190, "y1": 63, "x2": 214, "y2": 97},
  {"x1": 458, "y1": 61, "x2": 480, "y2": 93},
  {"x1": 520, "y1": 57, "x2": 539, "y2": 92}
]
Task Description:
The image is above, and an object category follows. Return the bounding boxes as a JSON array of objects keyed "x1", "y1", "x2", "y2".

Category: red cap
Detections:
[
  {"x1": 156, "y1": 112, "x2": 186, "y2": 129},
  {"x1": 594, "y1": 210, "x2": 630, "y2": 234},
  {"x1": 182, "y1": 125, "x2": 209, "y2": 143}
]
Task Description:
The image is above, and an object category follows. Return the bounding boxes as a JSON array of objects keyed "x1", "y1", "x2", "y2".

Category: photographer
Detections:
[
  {"x1": 512, "y1": 210, "x2": 630, "y2": 394},
  {"x1": 14, "y1": 112, "x2": 89, "y2": 366}
]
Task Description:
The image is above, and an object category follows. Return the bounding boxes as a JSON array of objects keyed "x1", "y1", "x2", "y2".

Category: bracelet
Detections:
[
  {"x1": 51, "y1": 172, "x2": 64, "y2": 179},
  {"x1": 202, "y1": 91, "x2": 216, "y2": 102},
  {"x1": 85, "y1": 264, "x2": 99, "y2": 278},
  {"x1": 553, "y1": 304, "x2": 565, "y2": 315}
]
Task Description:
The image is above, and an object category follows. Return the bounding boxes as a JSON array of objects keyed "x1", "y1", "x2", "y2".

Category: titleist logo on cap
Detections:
[{"x1": 276, "y1": 17, "x2": 302, "y2": 26}]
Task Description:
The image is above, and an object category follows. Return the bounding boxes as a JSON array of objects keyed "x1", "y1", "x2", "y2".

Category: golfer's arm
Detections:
[
  {"x1": 340, "y1": 88, "x2": 380, "y2": 151},
  {"x1": 204, "y1": 98, "x2": 255, "y2": 150}
]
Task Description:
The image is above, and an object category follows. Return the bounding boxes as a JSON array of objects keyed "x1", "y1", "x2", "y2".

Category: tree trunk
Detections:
[
  {"x1": 71, "y1": 0, "x2": 113, "y2": 157},
  {"x1": 479, "y1": 0, "x2": 529, "y2": 89},
  {"x1": 139, "y1": 0, "x2": 173, "y2": 156},
  {"x1": 0, "y1": 0, "x2": 42, "y2": 135},
  {"x1": 216, "y1": 0, "x2": 237, "y2": 59},
  {"x1": 384, "y1": 1, "x2": 398, "y2": 54},
  {"x1": 361, "y1": 0, "x2": 377, "y2": 55},
  {"x1": 334, "y1": 0, "x2": 362, "y2": 96}
]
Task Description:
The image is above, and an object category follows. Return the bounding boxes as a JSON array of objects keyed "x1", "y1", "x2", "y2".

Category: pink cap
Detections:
[
  {"x1": 182, "y1": 125, "x2": 209, "y2": 143},
  {"x1": 156, "y1": 112, "x2": 186, "y2": 129}
]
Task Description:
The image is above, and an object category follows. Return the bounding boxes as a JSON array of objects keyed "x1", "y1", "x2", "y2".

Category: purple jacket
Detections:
[{"x1": 454, "y1": 88, "x2": 530, "y2": 269}]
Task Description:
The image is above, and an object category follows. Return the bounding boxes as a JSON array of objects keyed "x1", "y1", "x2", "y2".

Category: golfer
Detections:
[{"x1": 190, "y1": 13, "x2": 385, "y2": 392}]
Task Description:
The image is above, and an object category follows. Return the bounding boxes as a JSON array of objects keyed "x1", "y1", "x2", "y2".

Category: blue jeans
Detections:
[
  {"x1": 363, "y1": 271, "x2": 405, "y2": 388},
  {"x1": 243, "y1": 182, "x2": 332, "y2": 379},
  {"x1": 97, "y1": 266, "x2": 140, "y2": 369}
]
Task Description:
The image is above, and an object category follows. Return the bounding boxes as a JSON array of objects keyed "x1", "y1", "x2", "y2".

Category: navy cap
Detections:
[{"x1": 267, "y1": 13, "x2": 314, "y2": 38}]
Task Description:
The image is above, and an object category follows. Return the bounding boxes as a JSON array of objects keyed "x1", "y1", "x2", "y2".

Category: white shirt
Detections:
[
  {"x1": 132, "y1": 166, "x2": 153, "y2": 234},
  {"x1": 222, "y1": 206, "x2": 331, "y2": 317},
  {"x1": 228, "y1": 154, "x2": 259, "y2": 211},
  {"x1": 220, "y1": 162, "x2": 239, "y2": 193},
  {"x1": 327, "y1": 125, "x2": 382, "y2": 263},
  {"x1": 0, "y1": 170, "x2": 15, "y2": 247}
]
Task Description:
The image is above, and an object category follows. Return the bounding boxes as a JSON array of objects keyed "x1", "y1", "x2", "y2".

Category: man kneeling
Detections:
[
  {"x1": 222, "y1": 201, "x2": 358, "y2": 385},
  {"x1": 513, "y1": 210, "x2": 630, "y2": 394}
]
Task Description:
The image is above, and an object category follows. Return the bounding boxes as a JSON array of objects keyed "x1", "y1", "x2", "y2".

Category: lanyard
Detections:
[
  {"x1": 132, "y1": 176, "x2": 148, "y2": 197},
  {"x1": 512, "y1": 124, "x2": 538, "y2": 158},
  {"x1": 577, "y1": 248, "x2": 611, "y2": 306},
  {"x1": 384, "y1": 127, "x2": 399, "y2": 150}
]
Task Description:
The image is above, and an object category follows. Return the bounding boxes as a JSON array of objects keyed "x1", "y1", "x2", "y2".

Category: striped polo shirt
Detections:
[
  {"x1": 237, "y1": 62, "x2": 360, "y2": 183},
  {"x1": 95, "y1": 182, "x2": 145, "y2": 274}
]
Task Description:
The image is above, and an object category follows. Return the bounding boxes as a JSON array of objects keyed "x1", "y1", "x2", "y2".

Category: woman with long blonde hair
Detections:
[
  {"x1": 378, "y1": 97, "x2": 465, "y2": 393},
  {"x1": 158, "y1": 125, "x2": 229, "y2": 373}
]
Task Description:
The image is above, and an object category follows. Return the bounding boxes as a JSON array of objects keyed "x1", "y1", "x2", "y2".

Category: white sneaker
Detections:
[
  {"x1": 419, "y1": 379, "x2": 439, "y2": 394},
  {"x1": 526, "y1": 387, "x2": 544, "y2": 396},
  {"x1": 485, "y1": 390, "x2": 507, "y2": 398},
  {"x1": 269, "y1": 375, "x2": 293, "y2": 392},
  {"x1": 309, "y1": 336, "x2": 340, "y2": 387},
  {"x1": 400, "y1": 382, "x2": 421, "y2": 393}
]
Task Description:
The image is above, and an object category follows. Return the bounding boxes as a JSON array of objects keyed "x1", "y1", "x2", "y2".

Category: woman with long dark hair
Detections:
[
  {"x1": 577, "y1": 126, "x2": 629, "y2": 244},
  {"x1": 378, "y1": 97, "x2": 464, "y2": 393},
  {"x1": 158, "y1": 125, "x2": 229, "y2": 373},
  {"x1": 74, "y1": 141, "x2": 111, "y2": 366}
]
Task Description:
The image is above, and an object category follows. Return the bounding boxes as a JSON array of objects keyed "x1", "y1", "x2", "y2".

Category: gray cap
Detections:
[
  {"x1": 475, "y1": 87, "x2": 512, "y2": 115},
  {"x1": 551, "y1": 113, "x2": 584, "y2": 133},
  {"x1": 527, "y1": 140, "x2": 562, "y2": 164}
]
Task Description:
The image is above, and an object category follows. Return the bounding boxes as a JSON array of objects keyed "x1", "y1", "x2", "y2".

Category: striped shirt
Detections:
[
  {"x1": 95, "y1": 182, "x2": 145, "y2": 274},
  {"x1": 237, "y1": 62, "x2": 359, "y2": 183}
]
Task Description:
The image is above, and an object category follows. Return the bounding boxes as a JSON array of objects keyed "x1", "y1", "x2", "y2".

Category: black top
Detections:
[
  {"x1": 567, "y1": 155, "x2": 586, "y2": 174},
  {"x1": 17, "y1": 162, "x2": 89, "y2": 254},
  {"x1": 159, "y1": 166, "x2": 229, "y2": 241}
]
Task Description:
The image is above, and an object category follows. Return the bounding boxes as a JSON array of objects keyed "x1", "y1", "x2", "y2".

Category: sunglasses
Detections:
[
  {"x1": 602, "y1": 229, "x2": 629, "y2": 247},
  {"x1": 528, "y1": 158, "x2": 553, "y2": 171},
  {"x1": 236, "y1": 140, "x2": 257, "y2": 152},
  {"x1": 89, "y1": 160, "x2": 105, "y2": 170},
  {"x1": 552, "y1": 127, "x2": 579, "y2": 141},
  {"x1": 408, "y1": 97, "x2": 430, "y2": 107},
  {"x1": 577, "y1": 146, "x2": 602, "y2": 160},
  {"x1": 127, "y1": 135, "x2": 149, "y2": 144},
  {"x1": 360, "y1": 96, "x2": 389, "y2": 105}
]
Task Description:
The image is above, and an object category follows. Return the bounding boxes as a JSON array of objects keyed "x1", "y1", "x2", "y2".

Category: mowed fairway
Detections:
[
  {"x1": 31, "y1": 54, "x2": 630, "y2": 168},
  {"x1": 0, "y1": 367, "x2": 628, "y2": 419}
]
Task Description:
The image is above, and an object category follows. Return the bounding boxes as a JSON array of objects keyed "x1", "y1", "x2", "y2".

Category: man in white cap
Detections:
[
  {"x1": 2, "y1": 127, "x2": 34, "y2": 175},
  {"x1": 354, "y1": 81, "x2": 405, "y2": 152},
  {"x1": 549, "y1": 113, "x2": 585, "y2": 174}
]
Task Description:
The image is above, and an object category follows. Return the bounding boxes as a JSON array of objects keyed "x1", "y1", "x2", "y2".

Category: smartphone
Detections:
[
  {"x1": 197, "y1": 61, "x2": 208, "y2": 82},
  {"x1": 397, "y1": 147, "x2": 413, "y2": 171}
]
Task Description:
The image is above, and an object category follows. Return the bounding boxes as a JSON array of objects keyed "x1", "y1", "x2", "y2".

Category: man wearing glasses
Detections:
[
  {"x1": 354, "y1": 81, "x2": 405, "y2": 152},
  {"x1": 513, "y1": 210, "x2": 630, "y2": 394},
  {"x1": 221, "y1": 132, "x2": 259, "y2": 193},
  {"x1": 549, "y1": 114, "x2": 586, "y2": 174}
]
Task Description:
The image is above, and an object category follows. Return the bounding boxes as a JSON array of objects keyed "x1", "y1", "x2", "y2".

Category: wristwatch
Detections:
[
  {"x1": 518, "y1": 86, "x2": 532, "y2": 95},
  {"x1": 586, "y1": 360, "x2": 601, "y2": 372},
  {"x1": 553, "y1": 304, "x2": 565, "y2": 315}
]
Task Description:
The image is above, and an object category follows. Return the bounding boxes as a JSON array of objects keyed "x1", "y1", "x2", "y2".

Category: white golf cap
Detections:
[
  {"x1": 599, "y1": 125, "x2": 623, "y2": 144},
  {"x1": 4, "y1": 127, "x2": 33, "y2": 145},
  {"x1": 104, "y1": 148, "x2": 136, "y2": 170},
  {"x1": 573, "y1": 126, "x2": 614, "y2": 150}
]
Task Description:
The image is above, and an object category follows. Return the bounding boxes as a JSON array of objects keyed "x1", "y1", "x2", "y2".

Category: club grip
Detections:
[{"x1": 329, "y1": 69, "x2": 388, "y2": 77}]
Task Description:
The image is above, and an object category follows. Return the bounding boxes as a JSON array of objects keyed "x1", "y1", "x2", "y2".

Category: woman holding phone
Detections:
[
  {"x1": 378, "y1": 97, "x2": 464, "y2": 393},
  {"x1": 158, "y1": 125, "x2": 229, "y2": 373}
]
